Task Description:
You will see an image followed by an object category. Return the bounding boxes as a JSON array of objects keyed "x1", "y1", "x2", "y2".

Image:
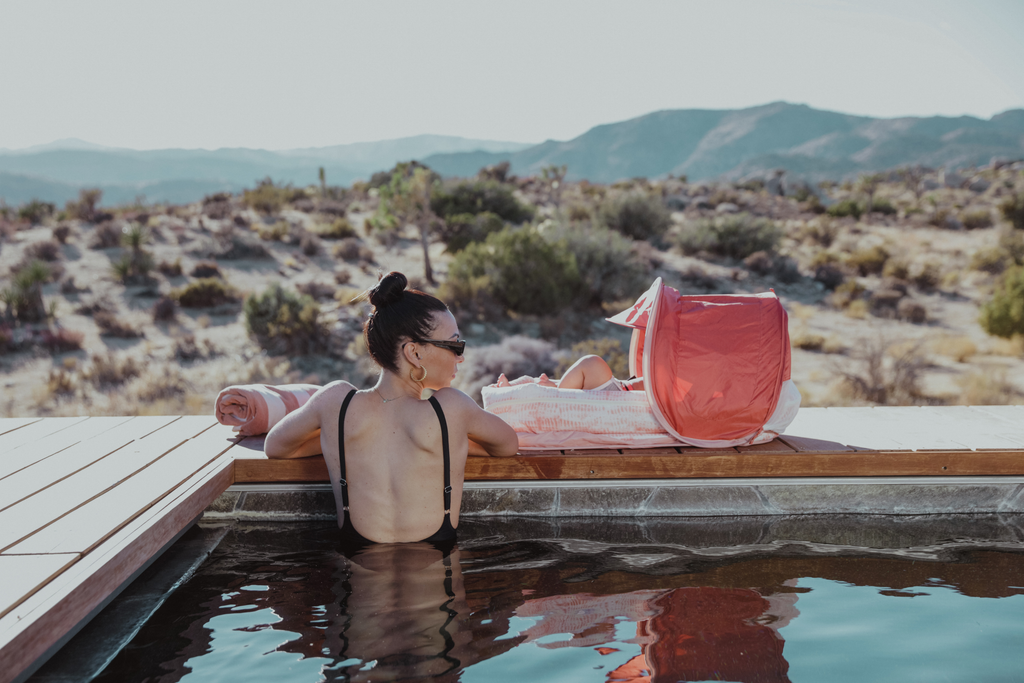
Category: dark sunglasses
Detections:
[{"x1": 417, "y1": 338, "x2": 466, "y2": 356}]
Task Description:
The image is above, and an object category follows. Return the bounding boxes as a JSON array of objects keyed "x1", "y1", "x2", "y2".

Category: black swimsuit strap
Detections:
[
  {"x1": 427, "y1": 395, "x2": 452, "y2": 515},
  {"x1": 337, "y1": 389, "x2": 357, "y2": 514}
]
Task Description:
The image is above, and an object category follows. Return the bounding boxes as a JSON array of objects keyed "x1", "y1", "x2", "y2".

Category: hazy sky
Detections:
[{"x1": 2, "y1": 0, "x2": 1023, "y2": 150}]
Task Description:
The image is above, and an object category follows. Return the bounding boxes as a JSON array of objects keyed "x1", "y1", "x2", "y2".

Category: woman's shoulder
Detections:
[
  {"x1": 429, "y1": 387, "x2": 479, "y2": 413},
  {"x1": 306, "y1": 380, "x2": 359, "y2": 411}
]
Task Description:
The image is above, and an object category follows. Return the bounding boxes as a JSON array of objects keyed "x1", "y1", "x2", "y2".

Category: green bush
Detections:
[
  {"x1": 970, "y1": 247, "x2": 1012, "y2": 275},
  {"x1": 1, "y1": 260, "x2": 49, "y2": 322},
  {"x1": 980, "y1": 265, "x2": 1024, "y2": 338},
  {"x1": 313, "y1": 217, "x2": 357, "y2": 239},
  {"x1": 436, "y1": 211, "x2": 505, "y2": 252},
  {"x1": 172, "y1": 278, "x2": 239, "y2": 308},
  {"x1": 827, "y1": 199, "x2": 863, "y2": 219},
  {"x1": 598, "y1": 194, "x2": 671, "y2": 241},
  {"x1": 869, "y1": 197, "x2": 897, "y2": 215},
  {"x1": 243, "y1": 179, "x2": 306, "y2": 214},
  {"x1": 18, "y1": 199, "x2": 56, "y2": 225},
  {"x1": 66, "y1": 188, "x2": 103, "y2": 221},
  {"x1": 545, "y1": 223, "x2": 650, "y2": 306},
  {"x1": 443, "y1": 226, "x2": 581, "y2": 316},
  {"x1": 243, "y1": 283, "x2": 325, "y2": 355},
  {"x1": 430, "y1": 180, "x2": 534, "y2": 224},
  {"x1": 672, "y1": 213, "x2": 782, "y2": 260},
  {"x1": 962, "y1": 209, "x2": 994, "y2": 230},
  {"x1": 1000, "y1": 191, "x2": 1024, "y2": 231}
]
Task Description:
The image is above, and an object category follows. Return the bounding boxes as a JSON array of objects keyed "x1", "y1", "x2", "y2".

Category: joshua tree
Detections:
[
  {"x1": 319, "y1": 167, "x2": 327, "y2": 198},
  {"x1": 856, "y1": 173, "x2": 885, "y2": 213},
  {"x1": 373, "y1": 163, "x2": 442, "y2": 284},
  {"x1": 541, "y1": 164, "x2": 568, "y2": 208}
]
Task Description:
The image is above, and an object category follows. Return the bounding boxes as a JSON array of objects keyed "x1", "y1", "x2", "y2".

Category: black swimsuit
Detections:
[{"x1": 336, "y1": 389, "x2": 457, "y2": 553}]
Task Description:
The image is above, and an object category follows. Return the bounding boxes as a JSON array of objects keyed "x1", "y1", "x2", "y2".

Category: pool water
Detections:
[{"x1": 72, "y1": 518, "x2": 1024, "y2": 682}]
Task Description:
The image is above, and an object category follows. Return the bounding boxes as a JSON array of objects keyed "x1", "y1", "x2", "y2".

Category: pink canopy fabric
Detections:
[{"x1": 607, "y1": 278, "x2": 791, "y2": 447}]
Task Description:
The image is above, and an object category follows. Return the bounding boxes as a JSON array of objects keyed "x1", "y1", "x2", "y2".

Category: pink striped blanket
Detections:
[{"x1": 215, "y1": 383, "x2": 321, "y2": 436}]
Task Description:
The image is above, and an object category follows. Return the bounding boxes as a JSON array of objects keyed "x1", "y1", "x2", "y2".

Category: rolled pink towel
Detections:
[{"x1": 215, "y1": 383, "x2": 322, "y2": 436}]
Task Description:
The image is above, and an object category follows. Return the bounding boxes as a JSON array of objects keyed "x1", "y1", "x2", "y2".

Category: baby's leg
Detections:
[{"x1": 557, "y1": 355, "x2": 614, "y2": 390}]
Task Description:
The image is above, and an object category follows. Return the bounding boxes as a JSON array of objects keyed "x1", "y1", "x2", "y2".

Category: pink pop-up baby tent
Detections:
[
  {"x1": 481, "y1": 278, "x2": 801, "y2": 449},
  {"x1": 606, "y1": 277, "x2": 797, "y2": 447}
]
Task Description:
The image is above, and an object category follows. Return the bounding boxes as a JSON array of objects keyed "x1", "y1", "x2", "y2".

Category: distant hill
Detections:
[
  {"x1": 0, "y1": 135, "x2": 532, "y2": 206},
  {"x1": 422, "y1": 102, "x2": 1024, "y2": 182}
]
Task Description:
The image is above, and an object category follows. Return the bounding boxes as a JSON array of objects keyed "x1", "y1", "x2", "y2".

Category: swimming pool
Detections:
[{"x1": 29, "y1": 515, "x2": 1024, "y2": 682}]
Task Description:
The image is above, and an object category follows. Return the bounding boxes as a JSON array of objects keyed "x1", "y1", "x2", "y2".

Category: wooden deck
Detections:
[{"x1": 2, "y1": 405, "x2": 1024, "y2": 682}]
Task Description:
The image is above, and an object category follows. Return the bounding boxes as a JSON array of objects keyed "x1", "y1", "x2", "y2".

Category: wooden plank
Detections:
[
  {"x1": 0, "y1": 418, "x2": 41, "y2": 437},
  {"x1": 233, "y1": 454, "x2": 329, "y2": 483},
  {"x1": 0, "y1": 453, "x2": 235, "y2": 683},
  {"x1": 0, "y1": 417, "x2": 219, "y2": 552},
  {"x1": 0, "y1": 416, "x2": 137, "y2": 481},
  {"x1": 0, "y1": 416, "x2": 180, "y2": 511},
  {"x1": 10, "y1": 424, "x2": 237, "y2": 555},
  {"x1": 516, "y1": 450, "x2": 565, "y2": 456},
  {"x1": 0, "y1": 555, "x2": 79, "y2": 620},
  {"x1": 735, "y1": 440, "x2": 798, "y2": 454},
  {"x1": 778, "y1": 435, "x2": 854, "y2": 453},
  {"x1": 0, "y1": 417, "x2": 92, "y2": 469}
]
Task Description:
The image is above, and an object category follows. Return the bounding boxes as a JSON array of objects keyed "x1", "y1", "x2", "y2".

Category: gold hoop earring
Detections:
[{"x1": 410, "y1": 366, "x2": 428, "y2": 383}]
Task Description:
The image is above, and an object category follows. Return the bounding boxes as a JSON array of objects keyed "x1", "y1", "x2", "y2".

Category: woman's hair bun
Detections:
[{"x1": 369, "y1": 271, "x2": 407, "y2": 309}]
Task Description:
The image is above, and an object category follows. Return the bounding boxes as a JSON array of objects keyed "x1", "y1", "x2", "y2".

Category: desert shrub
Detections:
[
  {"x1": 955, "y1": 370, "x2": 1024, "y2": 405},
  {"x1": 443, "y1": 226, "x2": 581, "y2": 316},
  {"x1": 798, "y1": 219, "x2": 838, "y2": 247},
  {"x1": 152, "y1": 296, "x2": 177, "y2": 321},
  {"x1": 91, "y1": 222, "x2": 122, "y2": 248},
  {"x1": 555, "y1": 337, "x2": 629, "y2": 378},
  {"x1": 1000, "y1": 191, "x2": 1024, "y2": 230},
  {"x1": 94, "y1": 310, "x2": 142, "y2": 338},
  {"x1": 332, "y1": 238, "x2": 374, "y2": 263},
  {"x1": 209, "y1": 225, "x2": 272, "y2": 260},
  {"x1": 430, "y1": 180, "x2": 534, "y2": 224},
  {"x1": 743, "y1": 250, "x2": 801, "y2": 283},
  {"x1": 86, "y1": 352, "x2": 141, "y2": 386},
  {"x1": 998, "y1": 227, "x2": 1024, "y2": 265},
  {"x1": 813, "y1": 262, "x2": 845, "y2": 290},
  {"x1": 961, "y1": 209, "x2": 994, "y2": 230},
  {"x1": 51, "y1": 224, "x2": 71, "y2": 244},
  {"x1": 930, "y1": 335, "x2": 978, "y2": 363},
  {"x1": 791, "y1": 328, "x2": 827, "y2": 351},
  {"x1": 834, "y1": 338, "x2": 926, "y2": 405},
  {"x1": 881, "y1": 259, "x2": 909, "y2": 280},
  {"x1": 980, "y1": 265, "x2": 1024, "y2": 338},
  {"x1": 845, "y1": 245, "x2": 889, "y2": 276},
  {"x1": 897, "y1": 299, "x2": 927, "y2": 323},
  {"x1": 567, "y1": 204, "x2": 592, "y2": 222},
  {"x1": 243, "y1": 283, "x2": 325, "y2": 355},
  {"x1": 151, "y1": 258, "x2": 179, "y2": 277},
  {"x1": 970, "y1": 248, "x2": 1011, "y2": 275},
  {"x1": 243, "y1": 179, "x2": 306, "y2": 214},
  {"x1": 437, "y1": 211, "x2": 505, "y2": 252},
  {"x1": 334, "y1": 268, "x2": 352, "y2": 285},
  {"x1": 40, "y1": 328, "x2": 84, "y2": 353},
  {"x1": 673, "y1": 213, "x2": 782, "y2": 260},
  {"x1": 677, "y1": 265, "x2": 719, "y2": 291},
  {"x1": 296, "y1": 281, "x2": 337, "y2": 301},
  {"x1": 830, "y1": 280, "x2": 865, "y2": 309},
  {"x1": 598, "y1": 194, "x2": 671, "y2": 242},
  {"x1": 545, "y1": 223, "x2": 650, "y2": 307},
  {"x1": 314, "y1": 217, "x2": 357, "y2": 239},
  {"x1": 257, "y1": 220, "x2": 289, "y2": 241},
  {"x1": 300, "y1": 232, "x2": 322, "y2": 256},
  {"x1": 66, "y1": 189, "x2": 103, "y2": 221},
  {"x1": 172, "y1": 278, "x2": 239, "y2": 308},
  {"x1": 1, "y1": 260, "x2": 50, "y2": 323},
  {"x1": 17, "y1": 199, "x2": 56, "y2": 225},
  {"x1": 869, "y1": 197, "x2": 896, "y2": 215},
  {"x1": 451, "y1": 335, "x2": 558, "y2": 403},
  {"x1": 190, "y1": 260, "x2": 221, "y2": 278},
  {"x1": 25, "y1": 239, "x2": 62, "y2": 262},
  {"x1": 910, "y1": 262, "x2": 941, "y2": 290},
  {"x1": 827, "y1": 199, "x2": 862, "y2": 219}
]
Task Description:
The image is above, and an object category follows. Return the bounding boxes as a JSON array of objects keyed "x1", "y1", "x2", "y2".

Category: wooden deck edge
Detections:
[
  {"x1": 0, "y1": 456, "x2": 235, "y2": 683},
  {"x1": 233, "y1": 448, "x2": 1024, "y2": 483}
]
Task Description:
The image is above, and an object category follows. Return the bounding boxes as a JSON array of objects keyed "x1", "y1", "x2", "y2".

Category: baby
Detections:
[{"x1": 495, "y1": 354, "x2": 645, "y2": 392}]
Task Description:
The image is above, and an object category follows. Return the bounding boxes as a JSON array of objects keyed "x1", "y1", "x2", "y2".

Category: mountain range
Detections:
[{"x1": 2, "y1": 102, "x2": 1023, "y2": 207}]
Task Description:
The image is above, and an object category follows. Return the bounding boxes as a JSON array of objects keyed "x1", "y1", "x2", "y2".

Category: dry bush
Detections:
[
  {"x1": 555, "y1": 337, "x2": 629, "y2": 378},
  {"x1": 313, "y1": 218, "x2": 357, "y2": 239},
  {"x1": 829, "y1": 280, "x2": 865, "y2": 309},
  {"x1": 25, "y1": 239, "x2": 62, "y2": 262},
  {"x1": 85, "y1": 352, "x2": 141, "y2": 386},
  {"x1": 955, "y1": 371, "x2": 1024, "y2": 405},
  {"x1": 909, "y1": 262, "x2": 941, "y2": 290},
  {"x1": 673, "y1": 213, "x2": 782, "y2": 260},
  {"x1": 40, "y1": 328, "x2": 84, "y2": 353},
  {"x1": 833, "y1": 338, "x2": 927, "y2": 405},
  {"x1": 172, "y1": 278, "x2": 240, "y2": 308},
  {"x1": 333, "y1": 238, "x2": 374, "y2": 263},
  {"x1": 90, "y1": 223, "x2": 122, "y2": 249},
  {"x1": 451, "y1": 335, "x2": 558, "y2": 403},
  {"x1": 677, "y1": 265, "x2": 719, "y2": 291},
  {"x1": 46, "y1": 367, "x2": 79, "y2": 395},
  {"x1": 970, "y1": 247, "x2": 1012, "y2": 275},
  {"x1": 132, "y1": 366, "x2": 190, "y2": 401},
  {"x1": 845, "y1": 245, "x2": 889, "y2": 276},
  {"x1": 791, "y1": 328, "x2": 827, "y2": 352},
  {"x1": 334, "y1": 269, "x2": 352, "y2": 285},
  {"x1": 296, "y1": 281, "x2": 337, "y2": 301},
  {"x1": 743, "y1": 250, "x2": 801, "y2": 283},
  {"x1": 201, "y1": 224, "x2": 272, "y2": 260},
  {"x1": 334, "y1": 286, "x2": 364, "y2": 306},
  {"x1": 94, "y1": 310, "x2": 143, "y2": 338},
  {"x1": 257, "y1": 220, "x2": 290, "y2": 242},
  {"x1": 52, "y1": 224, "x2": 72, "y2": 244},
  {"x1": 985, "y1": 334, "x2": 1024, "y2": 357},
  {"x1": 961, "y1": 209, "x2": 993, "y2": 230},
  {"x1": 929, "y1": 335, "x2": 978, "y2": 362},
  {"x1": 152, "y1": 296, "x2": 177, "y2": 322},
  {"x1": 190, "y1": 261, "x2": 221, "y2": 278},
  {"x1": 845, "y1": 299, "x2": 869, "y2": 319},
  {"x1": 158, "y1": 258, "x2": 183, "y2": 276},
  {"x1": 896, "y1": 299, "x2": 927, "y2": 324},
  {"x1": 300, "y1": 232, "x2": 322, "y2": 256},
  {"x1": 173, "y1": 334, "x2": 217, "y2": 361}
]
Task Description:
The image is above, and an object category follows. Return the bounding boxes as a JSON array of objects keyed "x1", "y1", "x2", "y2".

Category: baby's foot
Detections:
[{"x1": 537, "y1": 373, "x2": 558, "y2": 387}]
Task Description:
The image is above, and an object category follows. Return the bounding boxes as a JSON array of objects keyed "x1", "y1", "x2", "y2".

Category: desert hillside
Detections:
[{"x1": 2, "y1": 160, "x2": 1023, "y2": 418}]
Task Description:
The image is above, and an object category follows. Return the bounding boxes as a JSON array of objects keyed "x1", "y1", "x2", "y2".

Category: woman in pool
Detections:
[
  {"x1": 495, "y1": 354, "x2": 645, "y2": 392},
  {"x1": 265, "y1": 271, "x2": 519, "y2": 546}
]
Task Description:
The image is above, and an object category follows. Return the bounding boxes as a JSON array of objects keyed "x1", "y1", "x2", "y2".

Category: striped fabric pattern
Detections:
[{"x1": 215, "y1": 383, "x2": 321, "y2": 436}]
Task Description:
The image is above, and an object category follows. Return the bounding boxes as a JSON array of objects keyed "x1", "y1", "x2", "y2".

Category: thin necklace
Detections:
[{"x1": 374, "y1": 387, "x2": 401, "y2": 403}]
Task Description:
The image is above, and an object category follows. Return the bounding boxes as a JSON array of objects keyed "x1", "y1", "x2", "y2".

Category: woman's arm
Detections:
[{"x1": 265, "y1": 382, "x2": 350, "y2": 459}]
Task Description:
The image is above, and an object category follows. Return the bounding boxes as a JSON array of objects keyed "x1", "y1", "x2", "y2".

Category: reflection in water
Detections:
[{"x1": 89, "y1": 520, "x2": 1024, "y2": 683}]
